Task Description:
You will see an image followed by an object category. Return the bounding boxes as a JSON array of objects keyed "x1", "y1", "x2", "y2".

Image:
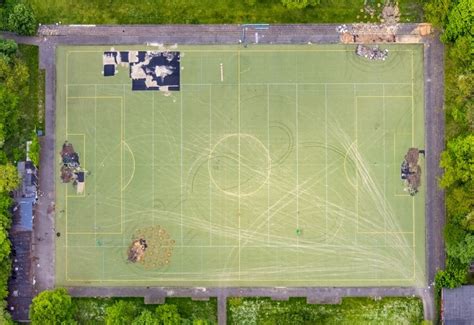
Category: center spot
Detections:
[{"x1": 208, "y1": 134, "x2": 271, "y2": 197}]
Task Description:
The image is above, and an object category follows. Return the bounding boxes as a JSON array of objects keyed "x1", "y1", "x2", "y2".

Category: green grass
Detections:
[
  {"x1": 73, "y1": 297, "x2": 217, "y2": 324},
  {"x1": 228, "y1": 297, "x2": 424, "y2": 324},
  {"x1": 55, "y1": 44, "x2": 425, "y2": 287},
  {"x1": 28, "y1": 0, "x2": 423, "y2": 25}
]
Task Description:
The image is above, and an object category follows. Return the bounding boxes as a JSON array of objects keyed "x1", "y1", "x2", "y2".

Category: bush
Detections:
[
  {"x1": 228, "y1": 297, "x2": 424, "y2": 324},
  {"x1": 281, "y1": 0, "x2": 320, "y2": 9},
  {"x1": 7, "y1": 4, "x2": 37, "y2": 36}
]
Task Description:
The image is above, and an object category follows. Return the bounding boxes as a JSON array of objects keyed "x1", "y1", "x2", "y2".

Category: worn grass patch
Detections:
[{"x1": 29, "y1": 0, "x2": 423, "y2": 25}]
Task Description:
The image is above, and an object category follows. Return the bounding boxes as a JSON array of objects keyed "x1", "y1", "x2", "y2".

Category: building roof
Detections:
[
  {"x1": 17, "y1": 161, "x2": 37, "y2": 198},
  {"x1": 443, "y1": 286, "x2": 474, "y2": 324},
  {"x1": 17, "y1": 198, "x2": 34, "y2": 231},
  {"x1": 13, "y1": 161, "x2": 36, "y2": 231},
  {"x1": 7, "y1": 231, "x2": 33, "y2": 322}
]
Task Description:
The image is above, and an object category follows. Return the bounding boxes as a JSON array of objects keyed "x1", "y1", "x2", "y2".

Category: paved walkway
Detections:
[{"x1": 1, "y1": 23, "x2": 445, "y2": 324}]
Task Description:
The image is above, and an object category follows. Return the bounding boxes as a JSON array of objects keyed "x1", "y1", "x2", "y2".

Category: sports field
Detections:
[{"x1": 55, "y1": 44, "x2": 425, "y2": 287}]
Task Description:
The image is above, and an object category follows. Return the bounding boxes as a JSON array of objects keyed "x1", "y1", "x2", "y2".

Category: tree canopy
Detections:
[
  {"x1": 7, "y1": 4, "x2": 37, "y2": 36},
  {"x1": 105, "y1": 300, "x2": 140, "y2": 325},
  {"x1": 155, "y1": 304, "x2": 181, "y2": 325},
  {"x1": 442, "y1": 0, "x2": 474, "y2": 42},
  {"x1": 30, "y1": 288, "x2": 76, "y2": 324},
  {"x1": 440, "y1": 134, "x2": 474, "y2": 188},
  {"x1": 0, "y1": 46, "x2": 31, "y2": 160},
  {"x1": 105, "y1": 302, "x2": 182, "y2": 325},
  {"x1": 0, "y1": 163, "x2": 20, "y2": 193},
  {"x1": 131, "y1": 310, "x2": 160, "y2": 325}
]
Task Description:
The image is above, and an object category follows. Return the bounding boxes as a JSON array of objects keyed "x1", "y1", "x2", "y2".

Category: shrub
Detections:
[{"x1": 281, "y1": 0, "x2": 319, "y2": 10}]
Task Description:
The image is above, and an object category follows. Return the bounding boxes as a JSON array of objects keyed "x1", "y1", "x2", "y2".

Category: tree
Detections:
[
  {"x1": 105, "y1": 300, "x2": 140, "y2": 325},
  {"x1": 446, "y1": 233, "x2": 474, "y2": 264},
  {"x1": 0, "y1": 228, "x2": 11, "y2": 300},
  {"x1": 464, "y1": 211, "x2": 474, "y2": 231},
  {"x1": 0, "y1": 193, "x2": 12, "y2": 229},
  {"x1": 7, "y1": 4, "x2": 37, "y2": 36},
  {"x1": 281, "y1": 0, "x2": 319, "y2": 9},
  {"x1": 131, "y1": 310, "x2": 160, "y2": 325},
  {"x1": 0, "y1": 300, "x2": 13, "y2": 325},
  {"x1": 442, "y1": 0, "x2": 473, "y2": 42},
  {"x1": 155, "y1": 304, "x2": 181, "y2": 325},
  {"x1": 0, "y1": 163, "x2": 20, "y2": 193},
  {"x1": 435, "y1": 257, "x2": 467, "y2": 289},
  {"x1": 424, "y1": 0, "x2": 452, "y2": 28},
  {"x1": 0, "y1": 39, "x2": 18, "y2": 58},
  {"x1": 440, "y1": 134, "x2": 474, "y2": 188},
  {"x1": 30, "y1": 288, "x2": 75, "y2": 324}
]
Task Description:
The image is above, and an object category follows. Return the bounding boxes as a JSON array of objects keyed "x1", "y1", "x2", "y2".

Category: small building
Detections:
[
  {"x1": 14, "y1": 161, "x2": 37, "y2": 231},
  {"x1": 442, "y1": 285, "x2": 474, "y2": 324},
  {"x1": 7, "y1": 161, "x2": 37, "y2": 321}
]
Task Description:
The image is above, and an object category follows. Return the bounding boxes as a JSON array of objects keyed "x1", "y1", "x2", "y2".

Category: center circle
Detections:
[{"x1": 208, "y1": 134, "x2": 271, "y2": 197}]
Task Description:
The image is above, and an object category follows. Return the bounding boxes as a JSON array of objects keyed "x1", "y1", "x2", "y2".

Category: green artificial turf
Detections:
[{"x1": 55, "y1": 44, "x2": 425, "y2": 287}]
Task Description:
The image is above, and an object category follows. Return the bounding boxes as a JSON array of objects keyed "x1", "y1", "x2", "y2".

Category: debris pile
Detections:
[
  {"x1": 337, "y1": 2, "x2": 401, "y2": 44},
  {"x1": 401, "y1": 148, "x2": 423, "y2": 196},
  {"x1": 356, "y1": 45, "x2": 389, "y2": 60},
  {"x1": 60, "y1": 141, "x2": 85, "y2": 189},
  {"x1": 61, "y1": 142, "x2": 79, "y2": 167},
  {"x1": 336, "y1": 24, "x2": 349, "y2": 33},
  {"x1": 126, "y1": 225, "x2": 175, "y2": 269},
  {"x1": 127, "y1": 239, "x2": 147, "y2": 263},
  {"x1": 381, "y1": 2, "x2": 400, "y2": 25}
]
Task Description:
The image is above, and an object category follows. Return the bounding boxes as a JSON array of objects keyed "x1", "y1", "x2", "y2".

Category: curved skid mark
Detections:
[
  {"x1": 269, "y1": 122, "x2": 294, "y2": 165},
  {"x1": 344, "y1": 140, "x2": 358, "y2": 188},
  {"x1": 121, "y1": 141, "x2": 136, "y2": 192},
  {"x1": 208, "y1": 133, "x2": 272, "y2": 197}
]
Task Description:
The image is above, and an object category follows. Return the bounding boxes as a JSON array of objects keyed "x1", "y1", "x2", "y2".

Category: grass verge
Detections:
[
  {"x1": 73, "y1": 297, "x2": 217, "y2": 324},
  {"x1": 28, "y1": 0, "x2": 423, "y2": 25},
  {"x1": 228, "y1": 297, "x2": 424, "y2": 324}
]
